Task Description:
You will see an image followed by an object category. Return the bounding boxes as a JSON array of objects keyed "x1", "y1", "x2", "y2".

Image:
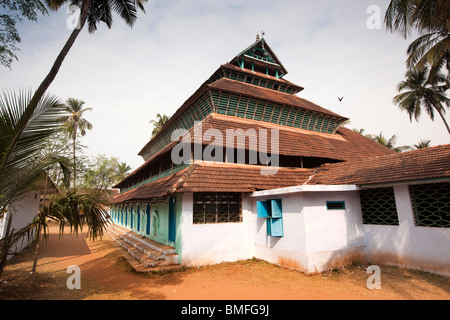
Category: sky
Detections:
[{"x1": 1, "y1": 0, "x2": 449, "y2": 171}]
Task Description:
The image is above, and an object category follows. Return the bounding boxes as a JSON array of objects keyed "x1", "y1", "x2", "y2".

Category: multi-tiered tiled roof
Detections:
[{"x1": 113, "y1": 38, "x2": 398, "y2": 203}]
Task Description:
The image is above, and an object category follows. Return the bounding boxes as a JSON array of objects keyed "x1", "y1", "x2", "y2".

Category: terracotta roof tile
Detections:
[
  {"x1": 115, "y1": 113, "x2": 394, "y2": 189},
  {"x1": 208, "y1": 78, "x2": 346, "y2": 119},
  {"x1": 220, "y1": 63, "x2": 304, "y2": 93},
  {"x1": 196, "y1": 113, "x2": 394, "y2": 161},
  {"x1": 308, "y1": 144, "x2": 450, "y2": 186},
  {"x1": 113, "y1": 167, "x2": 191, "y2": 204},
  {"x1": 113, "y1": 163, "x2": 314, "y2": 203},
  {"x1": 178, "y1": 162, "x2": 314, "y2": 193}
]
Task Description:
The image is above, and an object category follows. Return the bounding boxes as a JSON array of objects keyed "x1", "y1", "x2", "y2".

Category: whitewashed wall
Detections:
[
  {"x1": 0, "y1": 190, "x2": 40, "y2": 255},
  {"x1": 180, "y1": 192, "x2": 255, "y2": 266},
  {"x1": 253, "y1": 190, "x2": 365, "y2": 273},
  {"x1": 363, "y1": 185, "x2": 450, "y2": 277}
]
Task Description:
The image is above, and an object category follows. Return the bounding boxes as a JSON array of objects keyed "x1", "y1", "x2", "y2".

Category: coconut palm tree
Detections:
[
  {"x1": 117, "y1": 162, "x2": 131, "y2": 180},
  {"x1": 414, "y1": 139, "x2": 431, "y2": 148},
  {"x1": 352, "y1": 128, "x2": 366, "y2": 135},
  {"x1": 149, "y1": 113, "x2": 170, "y2": 137},
  {"x1": 0, "y1": 88, "x2": 71, "y2": 279},
  {"x1": 367, "y1": 132, "x2": 411, "y2": 152},
  {"x1": 393, "y1": 67, "x2": 450, "y2": 133},
  {"x1": 59, "y1": 98, "x2": 92, "y2": 189},
  {"x1": 384, "y1": 0, "x2": 450, "y2": 80},
  {"x1": 26, "y1": 0, "x2": 147, "y2": 126}
]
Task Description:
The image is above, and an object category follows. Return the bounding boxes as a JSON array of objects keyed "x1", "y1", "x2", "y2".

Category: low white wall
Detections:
[
  {"x1": 363, "y1": 185, "x2": 450, "y2": 277},
  {"x1": 254, "y1": 192, "x2": 309, "y2": 271},
  {"x1": 0, "y1": 190, "x2": 40, "y2": 254},
  {"x1": 302, "y1": 191, "x2": 366, "y2": 272},
  {"x1": 254, "y1": 191, "x2": 366, "y2": 273},
  {"x1": 180, "y1": 193, "x2": 255, "y2": 266}
]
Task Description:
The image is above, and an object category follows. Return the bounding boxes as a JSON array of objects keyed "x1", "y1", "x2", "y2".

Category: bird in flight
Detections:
[{"x1": 338, "y1": 97, "x2": 344, "y2": 101}]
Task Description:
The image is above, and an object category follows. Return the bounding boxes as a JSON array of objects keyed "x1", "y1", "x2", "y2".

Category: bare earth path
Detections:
[{"x1": 0, "y1": 223, "x2": 449, "y2": 301}]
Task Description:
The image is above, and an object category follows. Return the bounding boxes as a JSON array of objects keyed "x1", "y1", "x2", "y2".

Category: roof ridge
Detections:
[{"x1": 167, "y1": 164, "x2": 199, "y2": 195}]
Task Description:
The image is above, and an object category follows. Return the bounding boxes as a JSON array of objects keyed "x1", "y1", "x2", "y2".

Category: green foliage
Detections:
[
  {"x1": 0, "y1": 0, "x2": 48, "y2": 68},
  {"x1": 82, "y1": 154, "x2": 131, "y2": 190},
  {"x1": 393, "y1": 66, "x2": 450, "y2": 133},
  {"x1": 59, "y1": 98, "x2": 93, "y2": 188},
  {"x1": 0, "y1": 88, "x2": 69, "y2": 214},
  {"x1": 385, "y1": 0, "x2": 450, "y2": 77},
  {"x1": 149, "y1": 113, "x2": 170, "y2": 138},
  {"x1": 414, "y1": 139, "x2": 431, "y2": 148}
]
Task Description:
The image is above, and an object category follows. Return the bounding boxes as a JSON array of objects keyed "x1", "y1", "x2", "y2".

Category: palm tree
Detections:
[
  {"x1": 0, "y1": 88, "x2": 71, "y2": 279},
  {"x1": 59, "y1": 98, "x2": 92, "y2": 189},
  {"x1": 384, "y1": 0, "x2": 450, "y2": 80},
  {"x1": 26, "y1": 0, "x2": 147, "y2": 129},
  {"x1": 368, "y1": 131, "x2": 412, "y2": 152},
  {"x1": 393, "y1": 67, "x2": 450, "y2": 133},
  {"x1": 414, "y1": 139, "x2": 431, "y2": 148},
  {"x1": 149, "y1": 113, "x2": 170, "y2": 137},
  {"x1": 117, "y1": 162, "x2": 131, "y2": 181},
  {"x1": 352, "y1": 128, "x2": 366, "y2": 135}
]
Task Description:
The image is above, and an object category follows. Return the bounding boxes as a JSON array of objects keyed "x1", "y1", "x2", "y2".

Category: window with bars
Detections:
[
  {"x1": 193, "y1": 192, "x2": 242, "y2": 224},
  {"x1": 409, "y1": 182, "x2": 450, "y2": 228},
  {"x1": 360, "y1": 187, "x2": 399, "y2": 225}
]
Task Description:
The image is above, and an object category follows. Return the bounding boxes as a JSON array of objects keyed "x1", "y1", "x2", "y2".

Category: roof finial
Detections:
[
  {"x1": 261, "y1": 31, "x2": 265, "y2": 38},
  {"x1": 256, "y1": 32, "x2": 260, "y2": 41}
]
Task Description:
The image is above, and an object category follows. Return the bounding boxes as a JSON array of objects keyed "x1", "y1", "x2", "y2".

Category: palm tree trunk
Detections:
[
  {"x1": 28, "y1": 0, "x2": 91, "y2": 116},
  {"x1": 436, "y1": 107, "x2": 450, "y2": 134},
  {"x1": 73, "y1": 134, "x2": 76, "y2": 189},
  {"x1": 0, "y1": 0, "x2": 91, "y2": 177},
  {"x1": 31, "y1": 223, "x2": 41, "y2": 273}
]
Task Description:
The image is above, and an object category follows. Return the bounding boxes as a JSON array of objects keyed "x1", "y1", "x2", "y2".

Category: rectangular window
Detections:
[
  {"x1": 193, "y1": 192, "x2": 242, "y2": 224},
  {"x1": 410, "y1": 182, "x2": 450, "y2": 228},
  {"x1": 360, "y1": 187, "x2": 399, "y2": 225},
  {"x1": 326, "y1": 201, "x2": 346, "y2": 210},
  {"x1": 257, "y1": 199, "x2": 283, "y2": 237}
]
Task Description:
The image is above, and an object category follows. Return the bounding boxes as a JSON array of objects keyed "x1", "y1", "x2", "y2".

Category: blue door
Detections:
[
  {"x1": 130, "y1": 206, "x2": 133, "y2": 229},
  {"x1": 146, "y1": 203, "x2": 151, "y2": 235},
  {"x1": 137, "y1": 205, "x2": 140, "y2": 231},
  {"x1": 168, "y1": 197, "x2": 176, "y2": 242}
]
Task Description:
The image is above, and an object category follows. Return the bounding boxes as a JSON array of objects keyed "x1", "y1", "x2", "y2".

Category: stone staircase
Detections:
[{"x1": 105, "y1": 223, "x2": 181, "y2": 273}]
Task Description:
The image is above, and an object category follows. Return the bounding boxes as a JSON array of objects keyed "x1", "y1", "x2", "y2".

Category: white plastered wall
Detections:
[
  {"x1": 253, "y1": 189, "x2": 365, "y2": 273},
  {"x1": 363, "y1": 184, "x2": 450, "y2": 276},
  {"x1": 0, "y1": 190, "x2": 40, "y2": 255},
  {"x1": 180, "y1": 192, "x2": 255, "y2": 266}
]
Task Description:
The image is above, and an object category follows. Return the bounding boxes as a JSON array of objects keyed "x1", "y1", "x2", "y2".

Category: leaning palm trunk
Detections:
[
  {"x1": 27, "y1": 0, "x2": 91, "y2": 118},
  {"x1": 436, "y1": 107, "x2": 450, "y2": 134}
]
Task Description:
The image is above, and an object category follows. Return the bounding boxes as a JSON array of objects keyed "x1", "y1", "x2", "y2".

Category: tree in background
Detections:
[
  {"x1": 0, "y1": 0, "x2": 48, "y2": 68},
  {"x1": 385, "y1": 0, "x2": 450, "y2": 133},
  {"x1": 384, "y1": 0, "x2": 450, "y2": 81},
  {"x1": 26, "y1": 0, "x2": 147, "y2": 133},
  {"x1": 149, "y1": 113, "x2": 170, "y2": 137},
  {"x1": 367, "y1": 131, "x2": 412, "y2": 153},
  {"x1": 393, "y1": 67, "x2": 450, "y2": 134},
  {"x1": 59, "y1": 98, "x2": 92, "y2": 189},
  {"x1": 0, "y1": 88, "x2": 71, "y2": 279},
  {"x1": 82, "y1": 154, "x2": 131, "y2": 192},
  {"x1": 414, "y1": 139, "x2": 432, "y2": 148}
]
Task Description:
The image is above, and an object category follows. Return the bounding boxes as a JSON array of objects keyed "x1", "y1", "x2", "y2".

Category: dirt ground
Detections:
[{"x1": 0, "y1": 223, "x2": 449, "y2": 301}]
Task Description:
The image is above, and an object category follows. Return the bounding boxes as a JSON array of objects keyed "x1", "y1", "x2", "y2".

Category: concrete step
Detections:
[{"x1": 105, "y1": 223, "x2": 180, "y2": 272}]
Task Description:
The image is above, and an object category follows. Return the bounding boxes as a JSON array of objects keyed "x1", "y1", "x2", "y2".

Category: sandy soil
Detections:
[{"x1": 0, "y1": 223, "x2": 449, "y2": 301}]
